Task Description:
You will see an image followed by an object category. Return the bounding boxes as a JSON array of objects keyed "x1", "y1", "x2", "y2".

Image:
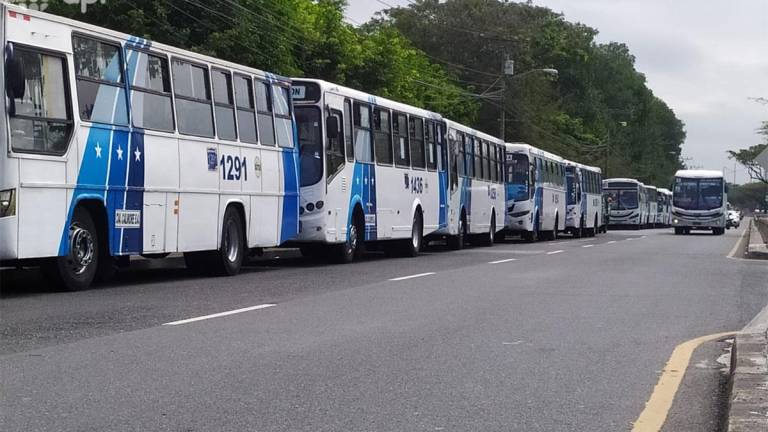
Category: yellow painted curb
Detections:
[{"x1": 632, "y1": 332, "x2": 735, "y2": 432}]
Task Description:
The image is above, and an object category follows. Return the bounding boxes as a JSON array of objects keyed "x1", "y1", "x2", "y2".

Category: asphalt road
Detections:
[{"x1": 1, "y1": 226, "x2": 767, "y2": 431}]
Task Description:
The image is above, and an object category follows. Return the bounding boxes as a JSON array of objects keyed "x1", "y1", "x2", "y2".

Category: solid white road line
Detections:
[
  {"x1": 389, "y1": 272, "x2": 436, "y2": 281},
  {"x1": 582, "y1": 244, "x2": 594, "y2": 248},
  {"x1": 163, "y1": 304, "x2": 276, "y2": 326},
  {"x1": 489, "y1": 258, "x2": 518, "y2": 264},
  {"x1": 727, "y1": 222, "x2": 750, "y2": 259},
  {"x1": 547, "y1": 250, "x2": 564, "y2": 255}
]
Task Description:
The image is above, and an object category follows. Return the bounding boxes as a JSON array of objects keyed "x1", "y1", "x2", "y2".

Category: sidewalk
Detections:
[
  {"x1": 727, "y1": 307, "x2": 768, "y2": 430},
  {"x1": 747, "y1": 217, "x2": 768, "y2": 259}
]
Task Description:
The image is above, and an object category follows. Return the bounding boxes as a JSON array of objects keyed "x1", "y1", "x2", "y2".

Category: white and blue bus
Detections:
[
  {"x1": 657, "y1": 188, "x2": 672, "y2": 227},
  {"x1": 434, "y1": 120, "x2": 506, "y2": 248},
  {"x1": 291, "y1": 79, "x2": 446, "y2": 261},
  {"x1": 503, "y1": 143, "x2": 566, "y2": 241},
  {"x1": 603, "y1": 178, "x2": 646, "y2": 229},
  {"x1": 564, "y1": 161, "x2": 603, "y2": 238},
  {"x1": 671, "y1": 170, "x2": 727, "y2": 235},
  {"x1": 0, "y1": 4, "x2": 299, "y2": 290},
  {"x1": 644, "y1": 185, "x2": 659, "y2": 228}
]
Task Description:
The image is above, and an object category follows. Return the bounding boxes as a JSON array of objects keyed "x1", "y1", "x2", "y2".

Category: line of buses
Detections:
[{"x1": 0, "y1": 5, "x2": 727, "y2": 290}]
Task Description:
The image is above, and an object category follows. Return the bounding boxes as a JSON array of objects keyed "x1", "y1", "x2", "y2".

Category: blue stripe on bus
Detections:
[
  {"x1": 280, "y1": 133, "x2": 300, "y2": 244},
  {"x1": 347, "y1": 162, "x2": 378, "y2": 241},
  {"x1": 533, "y1": 158, "x2": 543, "y2": 231},
  {"x1": 438, "y1": 170, "x2": 448, "y2": 228}
]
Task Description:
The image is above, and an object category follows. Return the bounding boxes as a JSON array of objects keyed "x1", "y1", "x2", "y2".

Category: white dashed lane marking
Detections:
[
  {"x1": 163, "y1": 304, "x2": 276, "y2": 326},
  {"x1": 389, "y1": 272, "x2": 436, "y2": 281},
  {"x1": 489, "y1": 258, "x2": 518, "y2": 264}
]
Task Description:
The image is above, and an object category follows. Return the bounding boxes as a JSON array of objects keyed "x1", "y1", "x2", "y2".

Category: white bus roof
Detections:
[
  {"x1": 445, "y1": 119, "x2": 504, "y2": 144},
  {"x1": 658, "y1": 188, "x2": 672, "y2": 195},
  {"x1": 504, "y1": 143, "x2": 564, "y2": 162},
  {"x1": 674, "y1": 169, "x2": 724, "y2": 179},
  {"x1": 604, "y1": 178, "x2": 643, "y2": 185},
  {"x1": 3, "y1": 2, "x2": 289, "y2": 83},
  {"x1": 564, "y1": 159, "x2": 602, "y2": 174},
  {"x1": 294, "y1": 79, "x2": 443, "y2": 121},
  {"x1": 645, "y1": 185, "x2": 658, "y2": 191}
]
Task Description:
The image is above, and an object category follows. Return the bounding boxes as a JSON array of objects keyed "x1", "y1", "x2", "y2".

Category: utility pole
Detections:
[{"x1": 500, "y1": 53, "x2": 514, "y2": 141}]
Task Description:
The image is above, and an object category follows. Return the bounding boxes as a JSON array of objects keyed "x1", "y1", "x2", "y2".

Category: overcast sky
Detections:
[{"x1": 347, "y1": 0, "x2": 768, "y2": 184}]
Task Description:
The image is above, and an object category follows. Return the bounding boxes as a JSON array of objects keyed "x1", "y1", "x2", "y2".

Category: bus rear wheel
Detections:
[
  {"x1": 400, "y1": 211, "x2": 423, "y2": 257},
  {"x1": 477, "y1": 214, "x2": 496, "y2": 247},
  {"x1": 212, "y1": 207, "x2": 246, "y2": 276},
  {"x1": 44, "y1": 207, "x2": 99, "y2": 291}
]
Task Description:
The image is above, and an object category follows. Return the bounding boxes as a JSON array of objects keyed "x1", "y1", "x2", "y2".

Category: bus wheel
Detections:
[
  {"x1": 573, "y1": 218, "x2": 583, "y2": 238},
  {"x1": 402, "y1": 211, "x2": 423, "y2": 257},
  {"x1": 448, "y1": 215, "x2": 467, "y2": 250},
  {"x1": 478, "y1": 214, "x2": 496, "y2": 247},
  {"x1": 212, "y1": 207, "x2": 246, "y2": 276},
  {"x1": 44, "y1": 207, "x2": 99, "y2": 291},
  {"x1": 335, "y1": 216, "x2": 362, "y2": 263}
]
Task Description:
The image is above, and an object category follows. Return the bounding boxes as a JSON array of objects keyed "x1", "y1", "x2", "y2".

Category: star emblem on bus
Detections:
[
  {"x1": 134, "y1": 148, "x2": 142, "y2": 162},
  {"x1": 94, "y1": 143, "x2": 102, "y2": 158},
  {"x1": 116, "y1": 146, "x2": 123, "y2": 160}
]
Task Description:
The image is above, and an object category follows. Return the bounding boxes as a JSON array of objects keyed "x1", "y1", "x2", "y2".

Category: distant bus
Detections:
[
  {"x1": 564, "y1": 161, "x2": 603, "y2": 237},
  {"x1": 657, "y1": 188, "x2": 672, "y2": 227},
  {"x1": 644, "y1": 185, "x2": 659, "y2": 228},
  {"x1": 671, "y1": 170, "x2": 727, "y2": 235},
  {"x1": 503, "y1": 143, "x2": 566, "y2": 241},
  {"x1": 603, "y1": 178, "x2": 646, "y2": 229},
  {"x1": 0, "y1": 4, "x2": 299, "y2": 290}
]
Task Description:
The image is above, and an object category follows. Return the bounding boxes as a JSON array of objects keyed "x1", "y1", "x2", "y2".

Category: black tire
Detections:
[
  {"x1": 335, "y1": 212, "x2": 363, "y2": 263},
  {"x1": 212, "y1": 207, "x2": 246, "y2": 276},
  {"x1": 477, "y1": 213, "x2": 496, "y2": 247},
  {"x1": 43, "y1": 207, "x2": 100, "y2": 291},
  {"x1": 674, "y1": 227, "x2": 683, "y2": 235},
  {"x1": 399, "y1": 211, "x2": 423, "y2": 257},
  {"x1": 573, "y1": 217, "x2": 584, "y2": 239},
  {"x1": 448, "y1": 214, "x2": 467, "y2": 250},
  {"x1": 523, "y1": 213, "x2": 541, "y2": 243}
]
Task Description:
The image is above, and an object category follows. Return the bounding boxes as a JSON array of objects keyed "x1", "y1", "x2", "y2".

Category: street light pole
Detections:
[{"x1": 500, "y1": 53, "x2": 513, "y2": 141}]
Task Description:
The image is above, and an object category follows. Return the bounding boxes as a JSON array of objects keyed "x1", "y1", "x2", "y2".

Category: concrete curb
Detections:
[
  {"x1": 747, "y1": 218, "x2": 768, "y2": 259},
  {"x1": 727, "y1": 304, "x2": 768, "y2": 431}
]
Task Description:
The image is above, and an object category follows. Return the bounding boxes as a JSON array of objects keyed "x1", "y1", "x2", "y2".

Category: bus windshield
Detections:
[
  {"x1": 505, "y1": 153, "x2": 529, "y2": 201},
  {"x1": 673, "y1": 178, "x2": 723, "y2": 210},
  {"x1": 606, "y1": 189, "x2": 638, "y2": 210},
  {"x1": 296, "y1": 107, "x2": 323, "y2": 187}
]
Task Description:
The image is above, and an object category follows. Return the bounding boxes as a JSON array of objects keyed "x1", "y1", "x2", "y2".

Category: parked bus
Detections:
[
  {"x1": 671, "y1": 170, "x2": 727, "y2": 235},
  {"x1": 603, "y1": 178, "x2": 646, "y2": 229},
  {"x1": 657, "y1": 188, "x2": 672, "y2": 227},
  {"x1": 290, "y1": 79, "x2": 445, "y2": 261},
  {"x1": 644, "y1": 185, "x2": 659, "y2": 228},
  {"x1": 434, "y1": 120, "x2": 506, "y2": 248},
  {"x1": 503, "y1": 143, "x2": 566, "y2": 241},
  {"x1": 564, "y1": 161, "x2": 603, "y2": 238},
  {"x1": 0, "y1": 4, "x2": 299, "y2": 290}
]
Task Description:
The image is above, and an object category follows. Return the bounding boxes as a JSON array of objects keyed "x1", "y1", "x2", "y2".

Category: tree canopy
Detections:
[{"x1": 45, "y1": 0, "x2": 686, "y2": 184}]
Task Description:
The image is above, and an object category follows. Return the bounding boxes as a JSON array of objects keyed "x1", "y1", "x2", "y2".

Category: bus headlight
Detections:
[
  {"x1": 673, "y1": 219, "x2": 679, "y2": 224},
  {"x1": 0, "y1": 189, "x2": 16, "y2": 217}
]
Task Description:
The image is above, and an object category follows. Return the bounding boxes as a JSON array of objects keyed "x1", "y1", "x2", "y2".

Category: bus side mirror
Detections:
[
  {"x1": 325, "y1": 116, "x2": 339, "y2": 139},
  {"x1": 5, "y1": 44, "x2": 26, "y2": 101}
]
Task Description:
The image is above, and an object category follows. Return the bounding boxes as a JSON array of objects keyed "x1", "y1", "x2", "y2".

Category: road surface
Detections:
[{"x1": 2, "y1": 227, "x2": 767, "y2": 431}]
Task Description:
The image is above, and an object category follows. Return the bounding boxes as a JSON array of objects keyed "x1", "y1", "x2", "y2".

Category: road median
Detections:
[{"x1": 746, "y1": 217, "x2": 768, "y2": 259}]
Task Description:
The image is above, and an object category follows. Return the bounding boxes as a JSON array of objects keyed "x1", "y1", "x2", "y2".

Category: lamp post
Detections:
[{"x1": 496, "y1": 58, "x2": 558, "y2": 141}]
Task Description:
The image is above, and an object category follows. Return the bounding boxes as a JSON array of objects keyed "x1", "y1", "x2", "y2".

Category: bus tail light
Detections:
[{"x1": 0, "y1": 189, "x2": 16, "y2": 217}]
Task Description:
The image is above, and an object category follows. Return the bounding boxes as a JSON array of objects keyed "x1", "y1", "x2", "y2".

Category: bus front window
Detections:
[
  {"x1": 674, "y1": 178, "x2": 723, "y2": 210},
  {"x1": 506, "y1": 153, "x2": 529, "y2": 201},
  {"x1": 296, "y1": 107, "x2": 323, "y2": 187},
  {"x1": 608, "y1": 190, "x2": 638, "y2": 210}
]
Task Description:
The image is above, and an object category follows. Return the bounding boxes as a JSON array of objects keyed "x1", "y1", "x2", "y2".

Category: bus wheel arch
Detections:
[
  {"x1": 212, "y1": 203, "x2": 247, "y2": 276},
  {"x1": 448, "y1": 207, "x2": 467, "y2": 250}
]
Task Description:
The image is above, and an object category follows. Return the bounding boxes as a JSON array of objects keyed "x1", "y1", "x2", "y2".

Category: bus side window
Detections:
[
  {"x1": 344, "y1": 99, "x2": 353, "y2": 161},
  {"x1": 273, "y1": 85, "x2": 294, "y2": 148},
  {"x1": 8, "y1": 48, "x2": 73, "y2": 155},
  {"x1": 172, "y1": 59, "x2": 215, "y2": 137},
  {"x1": 212, "y1": 69, "x2": 237, "y2": 141},
  {"x1": 353, "y1": 102, "x2": 373, "y2": 163},
  {"x1": 374, "y1": 108, "x2": 393, "y2": 165},
  {"x1": 234, "y1": 74, "x2": 258, "y2": 144},
  {"x1": 489, "y1": 144, "x2": 497, "y2": 183},
  {"x1": 255, "y1": 81, "x2": 275, "y2": 146},
  {"x1": 73, "y1": 35, "x2": 128, "y2": 125},
  {"x1": 129, "y1": 50, "x2": 174, "y2": 132},
  {"x1": 393, "y1": 112, "x2": 410, "y2": 168},
  {"x1": 326, "y1": 109, "x2": 345, "y2": 179},
  {"x1": 409, "y1": 116, "x2": 426, "y2": 169},
  {"x1": 473, "y1": 138, "x2": 482, "y2": 180},
  {"x1": 456, "y1": 133, "x2": 465, "y2": 177},
  {"x1": 426, "y1": 121, "x2": 437, "y2": 171},
  {"x1": 484, "y1": 141, "x2": 491, "y2": 181},
  {"x1": 465, "y1": 135, "x2": 475, "y2": 178},
  {"x1": 438, "y1": 124, "x2": 448, "y2": 173}
]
